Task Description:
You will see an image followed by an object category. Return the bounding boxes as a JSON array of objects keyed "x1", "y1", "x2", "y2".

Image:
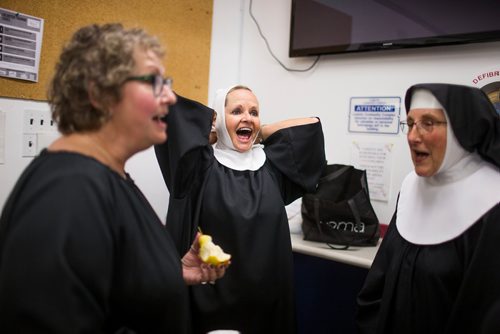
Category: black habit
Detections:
[
  {"x1": 155, "y1": 94, "x2": 326, "y2": 333},
  {"x1": 357, "y1": 204, "x2": 500, "y2": 333}
]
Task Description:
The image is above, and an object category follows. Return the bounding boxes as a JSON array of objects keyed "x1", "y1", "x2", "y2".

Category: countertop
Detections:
[{"x1": 290, "y1": 233, "x2": 380, "y2": 269}]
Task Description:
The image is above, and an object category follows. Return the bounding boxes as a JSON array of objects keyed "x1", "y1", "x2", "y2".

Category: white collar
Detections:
[
  {"x1": 212, "y1": 86, "x2": 266, "y2": 171},
  {"x1": 396, "y1": 158, "x2": 499, "y2": 245}
]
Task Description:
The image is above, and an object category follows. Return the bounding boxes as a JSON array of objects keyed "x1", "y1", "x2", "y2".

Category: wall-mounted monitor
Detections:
[{"x1": 289, "y1": 0, "x2": 500, "y2": 57}]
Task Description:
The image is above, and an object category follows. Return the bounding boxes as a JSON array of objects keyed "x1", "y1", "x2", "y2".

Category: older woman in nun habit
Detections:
[
  {"x1": 356, "y1": 83, "x2": 500, "y2": 334},
  {"x1": 154, "y1": 85, "x2": 326, "y2": 333}
]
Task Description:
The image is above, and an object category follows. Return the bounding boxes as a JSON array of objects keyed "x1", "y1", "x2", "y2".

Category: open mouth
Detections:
[
  {"x1": 413, "y1": 149, "x2": 429, "y2": 162},
  {"x1": 152, "y1": 115, "x2": 167, "y2": 127},
  {"x1": 236, "y1": 127, "x2": 253, "y2": 141}
]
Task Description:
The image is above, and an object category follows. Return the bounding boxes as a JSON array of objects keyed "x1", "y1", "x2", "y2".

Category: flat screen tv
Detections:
[{"x1": 289, "y1": 0, "x2": 500, "y2": 57}]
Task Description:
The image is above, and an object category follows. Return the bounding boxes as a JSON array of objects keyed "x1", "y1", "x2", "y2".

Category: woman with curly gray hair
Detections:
[{"x1": 0, "y1": 23, "x2": 226, "y2": 333}]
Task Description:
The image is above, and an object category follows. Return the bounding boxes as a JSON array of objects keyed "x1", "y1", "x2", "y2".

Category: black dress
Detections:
[
  {"x1": 155, "y1": 95, "x2": 326, "y2": 333},
  {"x1": 356, "y1": 203, "x2": 500, "y2": 334},
  {"x1": 0, "y1": 151, "x2": 190, "y2": 334}
]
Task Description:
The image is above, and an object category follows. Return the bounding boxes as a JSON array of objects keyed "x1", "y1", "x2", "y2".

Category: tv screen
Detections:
[{"x1": 289, "y1": 0, "x2": 500, "y2": 57}]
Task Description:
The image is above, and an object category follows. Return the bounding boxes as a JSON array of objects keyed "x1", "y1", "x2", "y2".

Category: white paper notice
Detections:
[
  {"x1": 351, "y1": 141, "x2": 393, "y2": 202},
  {"x1": 0, "y1": 8, "x2": 44, "y2": 82},
  {"x1": 348, "y1": 96, "x2": 401, "y2": 134}
]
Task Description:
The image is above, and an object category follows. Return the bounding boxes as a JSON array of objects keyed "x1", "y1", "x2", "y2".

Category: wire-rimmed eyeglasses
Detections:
[
  {"x1": 125, "y1": 74, "x2": 173, "y2": 97},
  {"x1": 400, "y1": 119, "x2": 447, "y2": 134}
]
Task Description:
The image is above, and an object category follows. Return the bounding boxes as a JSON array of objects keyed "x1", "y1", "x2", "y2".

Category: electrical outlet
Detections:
[
  {"x1": 22, "y1": 134, "x2": 37, "y2": 157},
  {"x1": 22, "y1": 109, "x2": 57, "y2": 158},
  {"x1": 39, "y1": 110, "x2": 56, "y2": 132},
  {"x1": 23, "y1": 110, "x2": 37, "y2": 133},
  {"x1": 24, "y1": 109, "x2": 56, "y2": 133}
]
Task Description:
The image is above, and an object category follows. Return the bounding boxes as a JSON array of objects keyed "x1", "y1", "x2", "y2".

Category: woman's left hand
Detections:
[{"x1": 181, "y1": 233, "x2": 229, "y2": 285}]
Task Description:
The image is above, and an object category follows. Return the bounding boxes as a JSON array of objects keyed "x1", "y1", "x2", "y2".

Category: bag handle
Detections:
[
  {"x1": 313, "y1": 198, "x2": 350, "y2": 250},
  {"x1": 319, "y1": 165, "x2": 350, "y2": 183}
]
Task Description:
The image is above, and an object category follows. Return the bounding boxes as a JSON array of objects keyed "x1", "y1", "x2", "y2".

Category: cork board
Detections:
[{"x1": 0, "y1": 0, "x2": 213, "y2": 103}]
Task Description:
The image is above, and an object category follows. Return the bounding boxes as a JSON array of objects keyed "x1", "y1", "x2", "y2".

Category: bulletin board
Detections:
[{"x1": 0, "y1": 0, "x2": 213, "y2": 103}]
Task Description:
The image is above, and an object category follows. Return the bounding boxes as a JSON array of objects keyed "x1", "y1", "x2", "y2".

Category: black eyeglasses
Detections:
[
  {"x1": 400, "y1": 119, "x2": 447, "y2": 134},
  {"x1": 125, "y1": 74, "x2": 173, "y2": 97}
]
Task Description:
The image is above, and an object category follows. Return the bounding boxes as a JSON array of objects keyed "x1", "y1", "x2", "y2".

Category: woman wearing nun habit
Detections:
[
  {"x1": 154, "y1": 85, "x2": 326, "y2": 333},
  {"x1": 356, "y1": 83, "x2": 500, "y2": 334}
]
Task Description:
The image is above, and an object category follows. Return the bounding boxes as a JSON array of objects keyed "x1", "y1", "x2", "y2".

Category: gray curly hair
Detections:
[{"x1": 48, "y1": 23, "x2": 164, "y2": 134}]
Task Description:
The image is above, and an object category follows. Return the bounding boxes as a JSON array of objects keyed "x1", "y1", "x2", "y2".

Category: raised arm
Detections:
[{"x1": 259, "y1": 117, "x2": 319, "y2": 142}]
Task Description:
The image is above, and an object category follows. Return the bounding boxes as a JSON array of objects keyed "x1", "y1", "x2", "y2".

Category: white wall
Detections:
[
  {"x1": 0, "y1": 98, "x2": 168, "y2": 223},
  {"x1": 1, "y1": 0, "x2": 499, "y2": 225},
  {"x1": 0, "y1": 98, "x2": 50, "y2": 212},
  {"x1": 208, "y1": 0, "x2": 500, "y2": 224}
]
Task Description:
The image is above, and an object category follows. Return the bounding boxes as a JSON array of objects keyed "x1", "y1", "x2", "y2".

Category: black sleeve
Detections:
[
  {"x1": 154, "y1": 94, "x2": 214, "y2": 254},
  {"x1": 445, "y1": 205, "x2": 500, "y2": 333},
  {"x1": 264, "y1": 120, "x2": 326, "y2": 204},
  {"x1": 154, "y1": 93, "x2": 214, "y2": 195}
]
